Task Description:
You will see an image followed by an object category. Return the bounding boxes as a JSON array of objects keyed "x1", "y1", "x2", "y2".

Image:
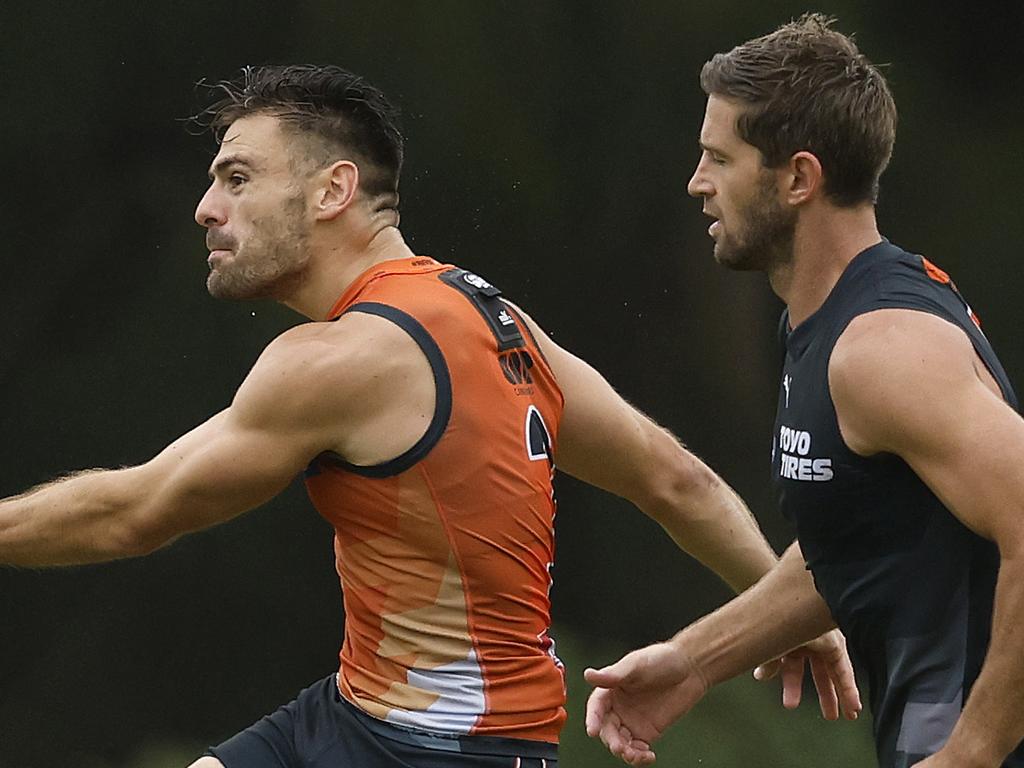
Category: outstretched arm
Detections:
[
  {"x1": 0, "y1": 322, "x2": 378, "y2": 566},
  {"x1": 583, "y1": 542, "x2": 857, "y2": 765},
  {"x1": 0, "y1": 408, "x2": 305, "y2": 565},
  {"x1": 516, "y1": 306, "x2": 776, "y2": 592}
]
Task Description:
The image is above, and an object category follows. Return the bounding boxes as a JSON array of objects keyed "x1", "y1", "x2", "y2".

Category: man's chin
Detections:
[
  {"x1": 207, "y1": 269, "x2": 302, "y2": 302},
  {"x1": 713, "y1": 244, "x2": 757, "y2": 272},
  {"x1": 207, "y1": 273, "x2": 259, "y2": 301}
]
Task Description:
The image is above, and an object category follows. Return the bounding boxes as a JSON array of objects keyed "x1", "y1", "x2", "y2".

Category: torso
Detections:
[
  {"x1": 303, "y1": 257, "x2": 566, "y2": 750},
  {"x1": 771, "y1": 240, "x2": 1023, "y2": 768}
]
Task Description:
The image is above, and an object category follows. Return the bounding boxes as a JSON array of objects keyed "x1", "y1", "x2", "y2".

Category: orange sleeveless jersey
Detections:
[{"x1": 304, "y1": 257, "x2": 567, "y2": 744}]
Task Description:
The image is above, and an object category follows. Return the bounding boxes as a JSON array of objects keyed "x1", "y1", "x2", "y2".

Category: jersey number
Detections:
[{"x1": 526, "y1": 405, "x2": 553, "y2": 462}]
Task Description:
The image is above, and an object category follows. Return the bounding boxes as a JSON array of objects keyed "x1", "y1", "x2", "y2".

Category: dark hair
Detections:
[
  {"x1": 700, "y1": 13, "x2": 897, "y2": 206},
  {"x1": 194, "y1": 64, "x2": 404, "y2": 201}
]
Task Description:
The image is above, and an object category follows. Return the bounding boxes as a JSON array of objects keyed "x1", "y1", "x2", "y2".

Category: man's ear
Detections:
[
  {"x1": 315, "y1": 160, "x2": 359, "y2": 221},
  {"x1": 785, "y1": 150, "x2": 823, "y2": 206}
]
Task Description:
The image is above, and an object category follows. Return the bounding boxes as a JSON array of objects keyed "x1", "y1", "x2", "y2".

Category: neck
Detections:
[
  {"x1": 283, "y1": 224, "x2": 415, "y2": 320},
  {"x1": 768, "y1": 204, "x2": 882, "y2": 328}
]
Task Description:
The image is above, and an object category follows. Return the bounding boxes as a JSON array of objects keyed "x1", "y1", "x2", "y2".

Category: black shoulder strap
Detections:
[{"x1": 438, "y1": 268, "x2": 524, "y2": 350}]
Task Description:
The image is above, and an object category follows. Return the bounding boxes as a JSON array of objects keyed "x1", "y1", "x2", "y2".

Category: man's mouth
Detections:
[{"x1": 207, "y1": 249, "x2": 232, "y2": 267}]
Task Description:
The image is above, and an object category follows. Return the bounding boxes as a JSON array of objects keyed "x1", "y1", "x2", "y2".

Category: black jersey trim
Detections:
[
  {"x1": 501, "y1": 301, "x2": 554, "y2": 369},
  {"x1": 438, "y1": 268, "x2": 525, "y2": 351},
  {"x1": 315, "y1": 302, "x2": 452, "y2": 478}
]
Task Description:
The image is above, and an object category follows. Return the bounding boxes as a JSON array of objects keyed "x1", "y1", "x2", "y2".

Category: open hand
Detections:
[{"x1": 584, "y1": 641, "x2": 709, "y2": 765}]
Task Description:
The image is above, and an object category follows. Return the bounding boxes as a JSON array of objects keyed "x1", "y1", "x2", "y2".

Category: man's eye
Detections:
[{"x1": 228, "y1": 174, "x2": 247, "y2": 188}]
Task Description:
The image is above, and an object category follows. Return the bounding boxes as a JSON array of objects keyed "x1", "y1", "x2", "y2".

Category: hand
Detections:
[
  {"x1": 584, "y1": 641, "x2": 710, "y2": 765},
  {"x1": 752, "y1": 628, "x2": 861, "y2": 721}
]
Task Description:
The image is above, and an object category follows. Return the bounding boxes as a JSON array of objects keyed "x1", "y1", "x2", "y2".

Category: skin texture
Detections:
[{"x1": 584, "y1": 90, "x2": 1024, "y2": 767}]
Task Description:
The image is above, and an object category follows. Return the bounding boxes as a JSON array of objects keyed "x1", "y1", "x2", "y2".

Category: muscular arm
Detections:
[
  {"x1": 831, "y1": 309, "x2": 1024, "y2": 767},
  {"x1": 516, "y1": 307, "x2": 777, "y2": 592},
  {"x1": 0, "y1": 316, "x2": 409, "y2": 567},
  {"x1": 0, "y1": 407, "x2": 308, "y2": 565}
]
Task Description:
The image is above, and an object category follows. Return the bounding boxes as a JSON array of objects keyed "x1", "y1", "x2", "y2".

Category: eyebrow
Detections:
[
  {"x1": 697, "y1": 139, "x2": 730, "y2": 158},
  {"x1": 207, "y1": 154, "x2": 257, "y2": 180}
]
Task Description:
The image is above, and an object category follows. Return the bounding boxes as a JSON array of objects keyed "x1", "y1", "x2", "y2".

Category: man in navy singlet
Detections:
[{"x1": 584, "y1": 14, "x2": 1024, "y2": 768}]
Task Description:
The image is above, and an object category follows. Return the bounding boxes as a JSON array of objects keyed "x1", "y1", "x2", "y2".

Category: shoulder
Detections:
[
  {"x1": 829, "y1": 308, "x2": 979, "y2": 454},
  {"x1": 233, "y1": 313, "x2": 429, "y2": 427},
  {"x1": 831, "y1": 308, "x2": 975, "y2": 379}
]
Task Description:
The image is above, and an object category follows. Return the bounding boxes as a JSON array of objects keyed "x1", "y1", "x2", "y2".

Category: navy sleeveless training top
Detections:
[{"x1": 771, "y1": 240, "x2": 1022, "y2": 768}]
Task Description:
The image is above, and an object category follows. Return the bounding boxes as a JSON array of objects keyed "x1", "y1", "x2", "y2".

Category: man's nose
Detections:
[{"x1": 195, "y1": 184, "x2": 225, "y2": 227}]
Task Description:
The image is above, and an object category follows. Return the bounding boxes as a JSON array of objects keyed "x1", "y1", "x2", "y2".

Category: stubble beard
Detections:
[
  {"x1": 207, "y1": 194, "x2": 312, "y2": 301},
  {"x1": 714, "y1": 172, "x2": 796, "y2": 273}
]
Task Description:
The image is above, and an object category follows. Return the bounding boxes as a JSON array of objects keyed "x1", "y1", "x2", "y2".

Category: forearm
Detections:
[
  {"x1": 0, "y1": 467, "x2": 151, "y2": 566},
  {"x1": 942, "y1": 550, "x2": 1024, "y2": 766},
  {"x1": 672, "y1": 542, "x2": 835, "y2": 685},
  {"x1": 644, "y1": 444, "x2": 777, "y2": 592}
]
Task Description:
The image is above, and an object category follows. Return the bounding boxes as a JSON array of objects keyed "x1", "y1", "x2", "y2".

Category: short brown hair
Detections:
[
  {"x1": 700, "y1": 13, "x2": 897, "y2": 206},
  {"x1": 194, "y1": 65, "x2": 404, "y2": 203}
]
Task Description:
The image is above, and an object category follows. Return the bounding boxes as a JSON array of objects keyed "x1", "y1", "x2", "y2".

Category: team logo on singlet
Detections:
[
  {"x1": 462, "y1": 272, "x2": 493, "y2": 290},
  {"x1": 777, "y1": 425, "x2": 834, "y2": 482},
  {"x1": 499, "y1": 349, "x2": 534, "y2": 386}
]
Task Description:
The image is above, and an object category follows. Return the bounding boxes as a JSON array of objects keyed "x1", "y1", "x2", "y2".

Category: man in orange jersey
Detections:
[{"x1": 0, "y1": 65, "x2": 857, "y2": 768}]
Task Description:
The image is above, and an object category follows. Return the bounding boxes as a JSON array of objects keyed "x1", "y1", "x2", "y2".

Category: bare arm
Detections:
[
  {"x1": 583, "y1": 542, "x2": 849, "y2": 765},
  {"x1": 516, "y1": 307, "x2": 777, "y2": 592},
  {"x1": 0, "y1": 319, "x2": 396, "y2": 566},
  {"x1": 0, "y1": 409, "x2": 306, "y2": 565},
  {"x1": 831, "y1": 309, "x2": 1024, "y2": 767}
]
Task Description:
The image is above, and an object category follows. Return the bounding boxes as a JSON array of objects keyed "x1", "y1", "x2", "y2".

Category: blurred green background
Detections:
[{"x1": 2, "y1": 1, "x2": 1021, "y2": 766}]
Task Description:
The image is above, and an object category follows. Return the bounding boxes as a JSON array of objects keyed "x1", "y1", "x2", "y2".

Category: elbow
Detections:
[
  {"x1": 106, "y1": 514, "x2": 173, "y2": 559},
  {"x1": 635, "y1": 447, "x2": 718, "y2": 525}
]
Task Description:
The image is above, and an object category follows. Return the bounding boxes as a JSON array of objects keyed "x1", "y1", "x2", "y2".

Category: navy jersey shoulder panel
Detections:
[
  {"x1": 438, "y1": 268, "x2": 525, "y2": 351},
  {"x1": 315, "y1": 301, "x2": 453, "y2": 478},
  {"x1": 500, "y1": 301, "x2": 555, "y2": 369}
]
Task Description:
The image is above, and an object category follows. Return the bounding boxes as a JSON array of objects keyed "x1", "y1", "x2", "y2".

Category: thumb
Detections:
[
  {"x1": 753, "y1": 659, "x2": 781, "y2": 681},
  {"x1": 584, "y1": 662, "x2": 629, "y2": 688}
]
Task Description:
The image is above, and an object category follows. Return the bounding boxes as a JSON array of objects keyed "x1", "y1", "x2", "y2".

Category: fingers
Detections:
[
  {"x1": 755, "y1": 632, "x2": 863, "y2": 723},
  {"x1": 752, "y1": 654, "x2": 804, "y2": 710},
  {"x1": 587, "y1": 689, "x2": 656, "y2": 766},
  {"x1": 838, "y1": 674, "x2": 863, "y2": 721},
  {"x1": 602, "y1": 722, "x2": 655, "y2": 766},
  {"x1": 585, "y1": 687, "x2": 610, "y2": 737},
  {"x1": 808, "y1": 654, "x2": 840, "y2": 721},
  {"x1": 826, "y1": 635, "x2": 862, "y2": 721},
  {"x1": 778, "y1": 655, "x2": 805, "y2": 710}
]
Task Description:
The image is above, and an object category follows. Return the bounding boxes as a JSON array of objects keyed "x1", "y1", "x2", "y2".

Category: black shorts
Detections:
[{"x1": 206, "y1": 675, "x2": 559, "y2": 768}]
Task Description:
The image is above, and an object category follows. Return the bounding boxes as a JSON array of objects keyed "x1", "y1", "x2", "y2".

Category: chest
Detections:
[{"x1": 771, "y1": 352, "x2": 845, "y2": 490}]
